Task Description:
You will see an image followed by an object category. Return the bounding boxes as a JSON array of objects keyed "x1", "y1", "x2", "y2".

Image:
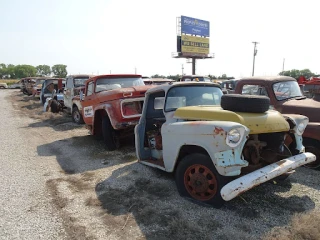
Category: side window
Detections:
[
  {"x1": 66, "y1": 78, "x2": 73, "y2": 88},
  {"x1": 86, "y1": 81, "x2": 94, "y2": 96},
  {"x1": 242, "y1": 84, "x2": 268, "y2": 97},
  {"x1": 184, "y1": 78, "x2": 192, "y2": 82},
  {"x1": 146, "y1": 91, "x2": 165, "y2": 118}
]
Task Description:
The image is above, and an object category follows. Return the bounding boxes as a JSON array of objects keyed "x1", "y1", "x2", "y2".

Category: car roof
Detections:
[
  {"x1": 239, "y1": 76, "x2": 296, "y2": 82},
  {"x1": 146, "y1": 82, "x2": 221, "y2": 94},
  {"x1": 67, "y1": 74, "x2": 95, "y2": 78}
]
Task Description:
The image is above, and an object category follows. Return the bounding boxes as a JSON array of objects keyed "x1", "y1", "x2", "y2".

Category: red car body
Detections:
[{"x1": 81, "y1": 74, "x2": 154, "y2": 149}]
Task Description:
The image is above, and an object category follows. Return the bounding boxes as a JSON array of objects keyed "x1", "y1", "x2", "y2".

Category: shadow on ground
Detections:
[
  {"x1": 94, "y1": 163, "x2": 316, "y2": 240},
  {"x1": 289, "y1": 167, "x2": 320, "y2": 191},
  {"x1": 37, "y1": 135, "x2": 136, "y2": 174},
  {"x1": 9, "y1": 91, "x2": 84, "y2": 131}
]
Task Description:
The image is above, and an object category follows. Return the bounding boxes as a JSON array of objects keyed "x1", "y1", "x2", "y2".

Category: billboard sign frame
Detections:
[
  {"x1": 181, "y1": 15, "x2": 210, "y2": 37},
  {"x1": 180, "y1": 35, "x2": 209, "y2": 56}
]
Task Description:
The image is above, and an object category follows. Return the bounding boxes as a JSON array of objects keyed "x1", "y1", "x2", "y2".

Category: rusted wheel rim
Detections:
[
  {"x1": 304, "y1": 146, "x2": 320, "y2": 169},
  {"x1": 184, "y1": 164, "x2": 218, "y2": 201},
  {"x1": 73, "y1": 110, "x2": 80, "y2": 122}
]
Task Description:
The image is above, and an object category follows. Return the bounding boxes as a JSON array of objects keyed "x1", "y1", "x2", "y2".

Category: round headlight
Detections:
[
  {"x1": 227, "y1": 129, "x2": 241, "y2": 144},
  {"x1": 297, "y1": 122, "x2": 306, "y2": 135}
]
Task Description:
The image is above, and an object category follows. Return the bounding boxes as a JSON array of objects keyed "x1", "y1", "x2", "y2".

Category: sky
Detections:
[{"x1": 0, "y1": 0, "x2": 319, "y2": 78}]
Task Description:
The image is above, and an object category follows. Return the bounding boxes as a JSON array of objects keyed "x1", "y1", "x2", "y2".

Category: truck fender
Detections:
[{"x1": 161, "y1": 121, "x2": 249, "y2": 176}]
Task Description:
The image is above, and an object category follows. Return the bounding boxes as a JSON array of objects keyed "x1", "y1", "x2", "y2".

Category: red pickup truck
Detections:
[
  {"x1": 81, "y1": 74, "x2": 154, "y2": 150},
  {"x1": 233, "y1": 76, "x2": 320, "y2": 169}
]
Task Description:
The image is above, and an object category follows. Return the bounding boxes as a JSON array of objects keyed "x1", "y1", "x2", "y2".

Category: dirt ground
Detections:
[{"x1": 6, "y1": 90, "x2": 320, "y2": 240}]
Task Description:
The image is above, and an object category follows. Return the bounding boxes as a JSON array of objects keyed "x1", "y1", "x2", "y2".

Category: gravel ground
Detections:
[
  {"x1": 1, "y1": 90, "x2": 320, "y2": 240},
  {"x1": 0, "y1": 90, "x2": 67, "y2": 239}
]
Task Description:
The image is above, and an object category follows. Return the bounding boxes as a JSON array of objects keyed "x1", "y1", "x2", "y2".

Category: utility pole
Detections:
[
  {"x1": 282, "y1": 58, "x2": 285, "y2": 72},
  {"x1": 135, "y1": 67, "x2": 137, "y2": 74},
  {"x1": 192, "y1": 57, "x2": 196, "y2": 75},
  {"x1": 252, "y1": 41, "x2": 259, "y2": 76},
  {"x1": 181, "y1": 64, "x2": 184, "y2": 76}
]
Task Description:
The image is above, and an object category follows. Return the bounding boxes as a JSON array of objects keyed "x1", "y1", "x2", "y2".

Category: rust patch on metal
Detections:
[
  {"x1": 276, "y1": 159, "x2": 287, "y2": 166},
  {"x1": 213, "y1": 127, "x2": 224, "y2": 135}
]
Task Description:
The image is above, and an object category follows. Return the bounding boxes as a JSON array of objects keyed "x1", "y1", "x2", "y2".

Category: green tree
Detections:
[
  {"x1": 52, "y1": 64, "x2": 67, "y2": 78},
  {"x1": 14, "y1": 65, "x2": 37, "y2": 78},
  {"x1": 151, "y1": 74, "x2": 166, "y2": 78},
  {"x1": 36, "y1": 65, "x2": 51, "y2": 76},
  {"x1": 0, "y1": 63, "x2": 7, "y2": 79},
  {"x1": 279, "y1": 69, "x2": 314, "y2": 79},
  {"x1": 7, "y1": 64, "x2": 16, "y2": 79},
  {"x1": 166, "y1": 74, "x2": 180, "y2": 81},
  {"x1": 208, "y1": 74, "x2": 217, "y2": 80}
]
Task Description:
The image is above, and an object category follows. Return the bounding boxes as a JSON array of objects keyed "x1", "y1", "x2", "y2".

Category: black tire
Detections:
[
  {"x1": 221, "y1": 94, "x2": 270, "y2": 113},
  {"x1": 72, "y1": 106, "x2": 84, "y2": 124},
  {"x1": 50, "y1": 100, "x2": 60, "y2": 113},
  {"x1": 303, "y1": 138, "x2": 320, "y2": 170},
  {"x1": 175, "y1": 153, "x2": 230, "y2": 208},
  {"x1": 102, "y1": 116, "x2": 118, "y2": 151}
]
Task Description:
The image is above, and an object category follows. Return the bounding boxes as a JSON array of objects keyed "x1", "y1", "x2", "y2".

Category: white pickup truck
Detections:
[
  {"x1": 134, "y1": 82, "x2": 316, "y2": 207},
  {"x1": 63, "y1": 74, "x2": 93, "y2": 123}
]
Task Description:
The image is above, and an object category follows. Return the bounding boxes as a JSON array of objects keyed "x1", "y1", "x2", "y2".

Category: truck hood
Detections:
[
  {"x1": 174, "y1": 106, "x2": 289, "y2": 134},
  {"x1": 96, "y1": 85, "x2": 153, "y2": 102},
  {"x1": 280, "y1": 98, "x2": 320, "y2": 122}
]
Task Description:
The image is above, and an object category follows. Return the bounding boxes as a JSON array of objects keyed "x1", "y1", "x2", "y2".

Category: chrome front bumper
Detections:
[{"x1": 220, "y1": 152, "x2": 316, "y2": 201}]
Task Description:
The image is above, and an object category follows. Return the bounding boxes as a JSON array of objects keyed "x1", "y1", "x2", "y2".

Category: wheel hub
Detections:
[{"x1": 184, "y1": 164, "x2": 218, "y2": 201}]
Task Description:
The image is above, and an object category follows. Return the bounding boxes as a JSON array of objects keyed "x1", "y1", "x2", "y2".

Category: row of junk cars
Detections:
[{"x1": 12, "y1": 73, "x2": 320, "y2": 207}]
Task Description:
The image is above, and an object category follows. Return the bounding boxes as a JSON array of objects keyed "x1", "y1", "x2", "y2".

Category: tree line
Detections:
[
  {"x1": 151, "y1": 74, "x2": 234, "y2": 80},
  {"x1": 152, "y1": 69, "x2": 318, "y2": 81},
  {"x1": 279, "y1": 69, "x2": 317, "y2": 79},
  {"x1": 0, "y1": 63, "x2": 68, "y2": 79}
]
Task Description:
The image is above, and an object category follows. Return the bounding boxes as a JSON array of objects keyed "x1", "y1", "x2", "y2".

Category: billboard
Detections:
[
  {"x1": 181, "y1": 16, "x2": 210, "y2": 37},
  {"x1": 180, "y1": 35, "x2": 209, "y2": 55}
]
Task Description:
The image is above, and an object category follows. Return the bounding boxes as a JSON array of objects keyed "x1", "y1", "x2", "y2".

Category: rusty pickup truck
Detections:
[
  {"x1": 135, "y1": 82, "x2": 315, "y2": 207},
  {"x1": 233, "y1": 76, "x2": 320, "y2": 169},
  {"x1": 81, "y1": 74, "x2": 154, "y2": 150}
]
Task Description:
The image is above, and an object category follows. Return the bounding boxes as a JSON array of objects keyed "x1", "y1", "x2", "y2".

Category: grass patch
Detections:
[
  {"x1": 263, "y1": 210, "x2": 320, "y2": 240},
  {"x1": 97, "y1": 177, "x2": 221, "y2": 239},
  {"x1": 0, "y1": 79, "x2": 19, "y2": 86}
]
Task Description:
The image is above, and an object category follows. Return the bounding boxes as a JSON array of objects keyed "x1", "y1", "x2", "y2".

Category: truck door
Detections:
[
  {"x1": 64, "y1": 77, "x2": 73, "y2": 109},
  {"x1": 81, "y1": 80, "x2": 95, "y2": 125}
]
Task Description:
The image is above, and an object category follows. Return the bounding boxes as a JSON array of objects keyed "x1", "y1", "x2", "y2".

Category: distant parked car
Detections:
[
  {"x1": 40, "y1": 78, "x2": 65, "y2": 105},
  {"x1": 0, "y1": 83, "x2": 8, "y2": 89},
  {"x1": 8, "y1": 81, "x2": 21, "y2": 89},
  {"x1": 32, "y1": 78, "x2": 47, "y2": 98}
]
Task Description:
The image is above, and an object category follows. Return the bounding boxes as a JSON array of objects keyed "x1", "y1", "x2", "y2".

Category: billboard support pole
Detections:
[{"x1": 192, "y1": 57, "x2": 196, "y2": 75}]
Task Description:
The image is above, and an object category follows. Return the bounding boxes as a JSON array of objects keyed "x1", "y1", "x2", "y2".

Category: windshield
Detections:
[
  {"x1": 95, "y1": 77, "x2": 145, "y2": 92},
  {"x1": 165, "y1": 85, "x2": 223, "y2": 112},
  {"x1": 36, "y1": 79, "x2": 45, "y2": 85},
  {"x1": 74, "y1": 77, "x2": 89, "y2": 87},
  {"x1": 272, "y1": 81, "x2": 303, "y2": 100}
]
